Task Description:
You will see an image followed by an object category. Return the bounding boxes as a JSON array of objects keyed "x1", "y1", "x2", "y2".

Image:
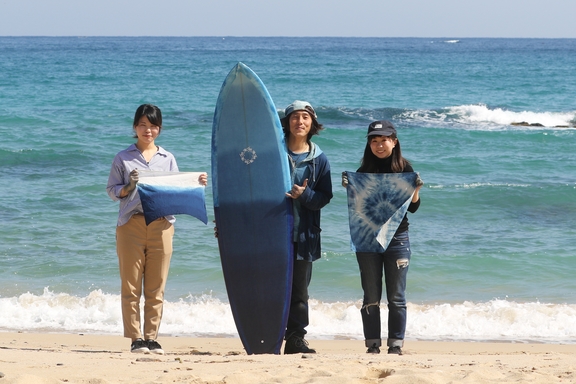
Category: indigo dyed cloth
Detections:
[
  {"x1": 137, "y1": 171, "x2": 208, "y2": 226},
  {"x1": 345, "y1": 172, "x2": 417, "y2": 252}
]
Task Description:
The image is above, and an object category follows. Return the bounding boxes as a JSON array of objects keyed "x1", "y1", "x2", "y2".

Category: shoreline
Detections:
[{"x1": 1, "y1": 332, "x2": 575, "y2": 383}]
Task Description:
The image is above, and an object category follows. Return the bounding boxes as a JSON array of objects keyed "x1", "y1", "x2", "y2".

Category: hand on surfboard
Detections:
[{"x1": 286, "y1": 179, "x2": 308, "y2": 199}]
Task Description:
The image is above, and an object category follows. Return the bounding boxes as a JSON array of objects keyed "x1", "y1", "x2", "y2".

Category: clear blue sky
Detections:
[{"x1": 1, "y1": 0, "x2": 574, "y2": 37}]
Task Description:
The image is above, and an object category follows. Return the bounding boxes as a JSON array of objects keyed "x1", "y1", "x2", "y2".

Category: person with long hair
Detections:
[{"x1": 343, "y1": 120, "x2": 422, "y2": 355}]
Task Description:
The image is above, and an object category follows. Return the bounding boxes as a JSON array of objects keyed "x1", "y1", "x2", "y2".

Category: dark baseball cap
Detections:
[{"x1": 366, "y1": 120, "x2": 397, "y2": 137}]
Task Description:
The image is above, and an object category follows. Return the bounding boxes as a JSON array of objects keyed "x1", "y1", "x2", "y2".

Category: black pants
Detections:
[{"x1": 285, "y1": 245, "x2": 313, "y2": 339}]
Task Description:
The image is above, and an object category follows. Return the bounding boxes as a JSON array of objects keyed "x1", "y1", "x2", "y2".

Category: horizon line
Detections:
[{"x1": 1, "y1": 35, "x2": 575, "y2": 39}]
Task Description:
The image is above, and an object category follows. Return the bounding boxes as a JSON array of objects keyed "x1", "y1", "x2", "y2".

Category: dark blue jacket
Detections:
[{"x1": 294, "y1": 143, "x2": 333, "y2": 261}]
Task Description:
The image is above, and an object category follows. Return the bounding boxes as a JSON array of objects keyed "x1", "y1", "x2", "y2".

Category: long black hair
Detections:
[{"x1": 358, "y1": 133, "x2": 410, "y2": 173}]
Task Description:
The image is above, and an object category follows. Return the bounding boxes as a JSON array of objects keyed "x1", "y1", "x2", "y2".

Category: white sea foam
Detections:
[
  {"x1": 429, "y1": 182, "x2": 531, "y2": 190},
  {"x1": 447, "y1": 104, "x2": 574, "y2": 127},
  {"x1": 460, "y1": 182, "x2": 530, "y2": 189},
  {"x1": 402, "y1": 104, "x2": 576, "y2": 129},
  {"x1": 1, "y1": 289, "x2": 575, "y2": 343}
]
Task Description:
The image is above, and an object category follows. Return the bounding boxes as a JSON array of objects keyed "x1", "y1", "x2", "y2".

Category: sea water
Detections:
[{"x1": 1, "y1": 37, "x2": 575, "y2": 343}]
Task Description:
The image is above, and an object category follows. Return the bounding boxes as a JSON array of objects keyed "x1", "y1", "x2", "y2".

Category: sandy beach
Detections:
[{"x1": 0, "y1": 332, "x2": 574, "y2": 383}]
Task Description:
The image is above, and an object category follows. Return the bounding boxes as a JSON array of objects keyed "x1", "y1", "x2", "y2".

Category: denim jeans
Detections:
[
  {"x1": 356, "y1": 231, "x2": 411, "y2": 348},
  {"x1": 286, "y1": 244, "x2": 313, "y2": 340}
]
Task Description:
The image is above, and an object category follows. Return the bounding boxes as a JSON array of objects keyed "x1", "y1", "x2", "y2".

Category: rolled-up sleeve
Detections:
[{"x1": 106, "y1": 157, "x2": 126, "y2": 202}]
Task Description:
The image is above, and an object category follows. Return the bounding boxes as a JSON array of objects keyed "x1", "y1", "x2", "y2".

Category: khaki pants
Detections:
[{"x1": 116, "y1": 214, "x2": 174, "y2": 340}]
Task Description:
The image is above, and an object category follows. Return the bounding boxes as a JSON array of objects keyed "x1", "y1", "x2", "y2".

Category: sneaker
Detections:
[
  {"x1": 367, "y1": 344, "x2": 381, "y2": 354},
  {"x1": 387, "y1": 346, "x2": 403, "y2": 355},
  {"x1": 130, "y1": 338, "x2": 150, "y2": 353},
  {"x1": 284, "y1": 335, "x2": 316, "y2": 354},
  {"x1": 146, "y1": 339, "x2": 165, "y2": 355}
]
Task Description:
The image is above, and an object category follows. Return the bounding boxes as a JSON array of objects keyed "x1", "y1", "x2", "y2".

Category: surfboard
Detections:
[
  {"x1": 345, "y1": 172, "x2": 418, "y2": 252},
  {"x1": 211, "y1": 62, "x2": 293, "y2": 355}
]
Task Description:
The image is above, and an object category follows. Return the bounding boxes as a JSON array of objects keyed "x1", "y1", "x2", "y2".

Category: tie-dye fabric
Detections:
[
  {"x1": 137, "y1": 171, "x2": 208, "y2": 226},
  {"x1": 346, "y1": 172, "x2": 418, "y2": 252}
]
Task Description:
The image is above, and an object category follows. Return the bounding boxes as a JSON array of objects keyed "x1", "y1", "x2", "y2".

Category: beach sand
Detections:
[{"x1": 0, "y1": 332, "x2": 574, "y2": 383}]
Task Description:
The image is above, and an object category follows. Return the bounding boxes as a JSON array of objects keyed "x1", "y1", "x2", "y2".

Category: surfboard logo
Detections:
[{"x1": 239, "y1": 147, "x2": 258, "y2": 164}]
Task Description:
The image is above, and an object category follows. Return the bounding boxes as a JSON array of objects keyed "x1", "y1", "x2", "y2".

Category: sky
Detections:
[{"x1": 1, "y1": 0, "x2": 575, "y2": 38}]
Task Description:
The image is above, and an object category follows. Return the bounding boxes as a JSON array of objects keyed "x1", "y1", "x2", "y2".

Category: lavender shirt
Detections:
[{"x1": 106, "y1": 144, "x2": 179, "y2": 226}]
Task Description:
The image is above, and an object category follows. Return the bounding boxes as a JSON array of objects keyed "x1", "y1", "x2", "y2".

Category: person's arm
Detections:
[
  {"x1": 401, "y1": 164, "x2": 422, "y2": 212},
  {"x1": 106, "y1": 158, "x2": 135, "y2": 201},
  {"x1": 408, "y1": 173, "x2": 423, "y2": 212}
]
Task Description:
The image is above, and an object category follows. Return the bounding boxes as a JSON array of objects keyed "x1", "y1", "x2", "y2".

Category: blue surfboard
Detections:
[
  {"x1": 211, "y1": 62, "x2": 293, "y2": 355},
  {"x1": 345, "y1": 172, "x2": 418, "y2": 252}
]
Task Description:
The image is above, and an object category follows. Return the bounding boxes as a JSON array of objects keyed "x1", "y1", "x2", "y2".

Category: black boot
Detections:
[
  {"x1": 284, "y1": 335, "x2": 316, "y2": 354},
  {"x1": 366, "y1": 343, "x2": 380, "y2": 354}
]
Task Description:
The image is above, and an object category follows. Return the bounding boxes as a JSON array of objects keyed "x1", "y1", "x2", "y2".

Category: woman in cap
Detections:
[
  {"x1": 281, "y1": 100, "x2": 333, "y2": 354},
  {"x1": 343, "y1": 120, "x2": 422, "y2": 355}
]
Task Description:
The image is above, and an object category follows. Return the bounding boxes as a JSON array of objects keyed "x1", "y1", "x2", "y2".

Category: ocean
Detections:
[{"x1": 1, "y1": 37, "x2": 575, "y2": 343}]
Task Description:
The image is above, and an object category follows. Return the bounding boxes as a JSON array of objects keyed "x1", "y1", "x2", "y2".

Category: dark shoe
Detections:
[
  {"x1": 284, "y1": 335, "x2": 316, "y2": 354},
  {"x1": 146, "y1": 339, "x2": 165, "y2": 355},
  {"x1": 130, "y1": 338, "x2": 150, "y2": 353},
  {"x1": 387, "y1": 346, "x2": 403, "y2": 355},
  {"x1": 367, "y1": 344, "x2": 381, "y2": 354}
]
